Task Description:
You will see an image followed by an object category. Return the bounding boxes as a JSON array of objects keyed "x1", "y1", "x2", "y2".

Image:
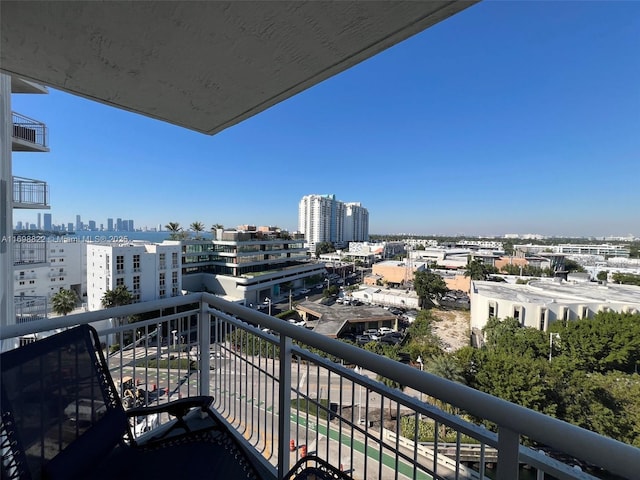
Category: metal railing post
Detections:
[
  {"x1": 198, "y1": 298, "x2": 210, "y2": 396},
  {"x1": 497, "y1": 426, "x2": 520, "y2": 480},
  {"x1": 277, "y1": 335, "x2": 292, "y2": 480}
]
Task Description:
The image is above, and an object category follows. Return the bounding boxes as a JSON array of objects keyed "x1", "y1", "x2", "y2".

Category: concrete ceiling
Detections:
[{"x1": 1, "y1": 1, "x2": 477, "y2": 135}]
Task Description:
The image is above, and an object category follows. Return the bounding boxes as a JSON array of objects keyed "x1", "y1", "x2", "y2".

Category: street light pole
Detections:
[
  {"x1": 265, "y1": 297, "x2": 271, "y2": 316},
  {"x1": 549, "y1": 333, "x2": 559, "y2": 362}
]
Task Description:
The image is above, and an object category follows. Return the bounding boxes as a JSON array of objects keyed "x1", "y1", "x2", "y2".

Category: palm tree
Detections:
[
  {"x1": 102, "y1": 285, "x2": 134, "y2": 345},
  {"x1": 426, "y1": 354, "x2": 466, "y2": 437},
  {"x1": 190, "y1": 221, "x2": 204, "y2": 240},
  {"x1": 376, "y1": 374, "x2": 405, "y2": 420},
  {"x1": 464, "y1": 258, "x2": 488, "y2": 281},
  {"x1": 164, "y1": 222, "x2": 183, "y2": 240},
  {"x1": 51, "y1": 288, "x2": 78, "y2": 316},
  {"x1": 101, "y1": 285, "x2": 134, "y2": 309}
]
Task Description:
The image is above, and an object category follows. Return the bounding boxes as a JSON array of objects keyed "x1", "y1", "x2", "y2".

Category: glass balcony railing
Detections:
[
  {"x1": 12, "y1": 176, "x2": 49, "y2": 209},
  {"x1": 1, "y1": 293, "x2": 638, "y2": 480}
]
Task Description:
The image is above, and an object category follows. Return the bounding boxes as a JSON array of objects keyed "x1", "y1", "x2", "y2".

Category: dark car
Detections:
[
  {"x1": 379, "y1": 333, "x2": 402, "y2": 345},
  {"x1": 356, "y1": 334, "x2": 373, "y2": 346}
]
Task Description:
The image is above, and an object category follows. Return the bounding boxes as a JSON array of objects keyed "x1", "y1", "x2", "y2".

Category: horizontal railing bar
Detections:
[
  {"x1": 200, "y1": 292, "x2": 640, "y2": 480},
  {"x1": 3, "y1": 292, "x2": 639, "y2": 479},
  {"x1": 0, "y1": 293, "x2": 202, "y2": 340}
]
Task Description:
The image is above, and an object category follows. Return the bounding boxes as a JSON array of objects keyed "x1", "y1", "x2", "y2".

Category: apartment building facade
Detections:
[
  {"x1": 180, "y1": 229, "x2": 327, "y2": 305},
  {"x1": 298, "y1": 194, "x2": 369, "y2": 252},
  {"x1": 86, "y1": 242, "x2": 182, "y2": 311},
  {"x1": 14, "y1": 239, "x2": 86, "y2": 316},
  {"x1": 2, "y1": 74, "x2": 51, "y2": 334},
  {"x1": 470, "y1": 279, "x2": 640, "y2": 335}
]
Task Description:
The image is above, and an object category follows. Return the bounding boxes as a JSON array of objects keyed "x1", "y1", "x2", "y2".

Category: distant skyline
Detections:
[{"x1": 11, "y1": 1, "x2": 639, "y2": 238}]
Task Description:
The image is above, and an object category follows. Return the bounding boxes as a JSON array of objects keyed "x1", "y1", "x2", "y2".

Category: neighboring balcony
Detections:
[
  {"x1": 13, "y1": 240, "x2": 48, "y2": 266},
  {"x1": 12, "y1": 176, "x2": 50, "y2": 209},
  {"x1": 14, "y1": 295, "x2": 48, "y2": 324},
  {"x1": 1, "y1": 293, "x2": 639, "y2": 480},
  {"x1": 11, "y1": 111, "x2": 49, "y2": 152}
]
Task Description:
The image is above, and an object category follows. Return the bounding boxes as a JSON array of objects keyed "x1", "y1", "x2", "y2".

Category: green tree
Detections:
[
  {"x1": 165, "y1": 222, "x2": 185, "y2": 240},
  {"x1": 51, "y1": 288, "x2": 78, "y2": 316},
  {"x1": 564, "y1": 259, "x2": 585, "y2": 273},
  {"x1": 190, "y1": 221, "x2": 204, "y2": 239},
  {"x1": 597, "y1": 270, "x2": 609, "y2": 282},
  {"x1": 464, "y1": 259, "x2": 490, "y2": 281},
  {"x1": 101, "y1": 285, "x2": 134, "y2": 309},
  {"x1": 503, "y1": 240, "x2": 515, "y2": 256},
  {"x1": 315, "y1": 242, "x2": 335, "y2": 257},
  {"x1": 611, "y1": 272, "x2": 640, "y2": 286},
  {"x1": 474, "y1": 350, "x2": 558, "y2": 417},
  {"x1": 413, "y1": 270, "x2": 447, "y2": 308},
  {"x1": 102, "y1": 285, "x2": 134, "y2": 344}
]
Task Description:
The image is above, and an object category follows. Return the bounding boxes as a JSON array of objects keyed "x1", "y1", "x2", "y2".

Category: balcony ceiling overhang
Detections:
[{"x1": 0, "y1": 1, "x2": 476, "y2": 135}]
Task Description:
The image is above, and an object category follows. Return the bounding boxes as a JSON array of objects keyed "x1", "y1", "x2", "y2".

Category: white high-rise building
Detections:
[{"x1": 298, "y1": 194, "x2": 369, "y2": 252}]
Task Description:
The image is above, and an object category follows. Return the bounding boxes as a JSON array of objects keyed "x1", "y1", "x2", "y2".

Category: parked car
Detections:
[
  {"x1": 299, "y1": 288, "x2": 311, "y2": 294},
  {"x1": 363, "y1": 329, "x2": 380, "y2": 341},
  {"x1": 379, "y1": 333, "x2": 402, "y2": 345},
  {"x1": 356, "y1": 334, "x2": 373, "y2": 346},
  {"x1": 378, "y1": 327, "x2": 395, "y2": 335}
]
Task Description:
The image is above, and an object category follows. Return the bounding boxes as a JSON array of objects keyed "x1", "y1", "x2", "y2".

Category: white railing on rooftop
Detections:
[{"x1": 1, "y1": 293, "x2": 639, "y2": 480}]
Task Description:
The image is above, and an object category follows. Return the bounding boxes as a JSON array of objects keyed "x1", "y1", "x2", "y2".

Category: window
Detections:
[
  {"x1": 513, "y1": 305, "x2": 524, "y2": 324},
  {"x1": 172, "y1": 271, "x2": 178, "y2": 285},
  {"x1": 172, "y1": 252, "x2": 178, "y2": 268},
  {"x1": 133, "y1": 276, "x2": 140, "y2": 293},
  {"x1": 133, "y1": 254, "x2": 141, "y2": 272},
  {"x1": 488, "y1": 302, "x2": 497, "y2": 318},
  {"x1": 539, "y1": 308, "x2": 547, "y2": 331},
  {"x1": 116, "y1": 255, "x2": 124, "y2": 274},
  {"x1": 159, "y1": 253, "x2": 166, "y2": 269},
  {"x1": 159, "y1": 273, "x2": 165, "y2": 287},
  {"x1": 116, "y1": 277, "x2": 124, "y2": 287}
]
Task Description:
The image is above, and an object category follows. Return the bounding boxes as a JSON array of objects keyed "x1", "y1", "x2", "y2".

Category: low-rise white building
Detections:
[
  {"x1": 350, "y1": 286, "x2": 420, "y2": 309},
  {"x1": 87, "y1": 241, "x2": 182, "y2": 311},
  {"x1": 14, "y1": 238, "x2": 86, "y2": 315},
  {"x1": 470, "y1": 279, "x2": 640, "y2": 333}
]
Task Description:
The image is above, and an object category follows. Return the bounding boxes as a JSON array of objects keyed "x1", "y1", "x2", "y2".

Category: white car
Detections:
[
  {"x1": 299, "y1": 288, "x2": 311, "y2": 294},
  {"x1": 378, "y1": 327, "x2": 395, "y2": 335}
]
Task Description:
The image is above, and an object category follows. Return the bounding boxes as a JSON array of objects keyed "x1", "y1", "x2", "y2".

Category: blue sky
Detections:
[{"x1": 11, "y1": 1, "x2": 639, "y2": 238}]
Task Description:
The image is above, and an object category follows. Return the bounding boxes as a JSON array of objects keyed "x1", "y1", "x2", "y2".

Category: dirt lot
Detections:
[{"x1": 429, "y1": 309, "x2": 470, "y2": 352}]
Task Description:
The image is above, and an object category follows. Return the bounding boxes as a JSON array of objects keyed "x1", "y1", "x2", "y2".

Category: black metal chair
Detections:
[
  {"x1": 284, "y1": 456, "x2": 352, "y2": 480},
  {"x1": 0, "y1": 324, "x2": 267, "y2": 480}
]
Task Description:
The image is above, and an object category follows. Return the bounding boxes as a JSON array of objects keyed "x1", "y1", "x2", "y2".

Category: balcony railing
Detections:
[
  {"x1": 13, "y1": 295, "x2": 48, "y2": 324},
  {"x1": 13, "y1": 240, "x2": 48, "y2": 265},
  {"x1": 12, "y1": 176, "x2": 50, "y2": 208},
  {"x1": 11, "y1": 111, "x2": 48, "y2": 150},
  {"x1": 1, "y1": 293, "x2": 639, "y2": 480}
]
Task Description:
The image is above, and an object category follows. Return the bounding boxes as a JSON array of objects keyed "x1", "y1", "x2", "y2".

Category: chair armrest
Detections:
[
  {"x1": 126, "y1": 396, "x2": 216, "y2": 443},
  {"x1": 125, "y1": 395, "x2": 213, "y2": 419}
]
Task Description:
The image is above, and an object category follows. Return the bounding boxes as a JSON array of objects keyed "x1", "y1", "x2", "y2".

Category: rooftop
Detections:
[{"x1": 473, "y1": 279, "x2": 640, "y2": 306}]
